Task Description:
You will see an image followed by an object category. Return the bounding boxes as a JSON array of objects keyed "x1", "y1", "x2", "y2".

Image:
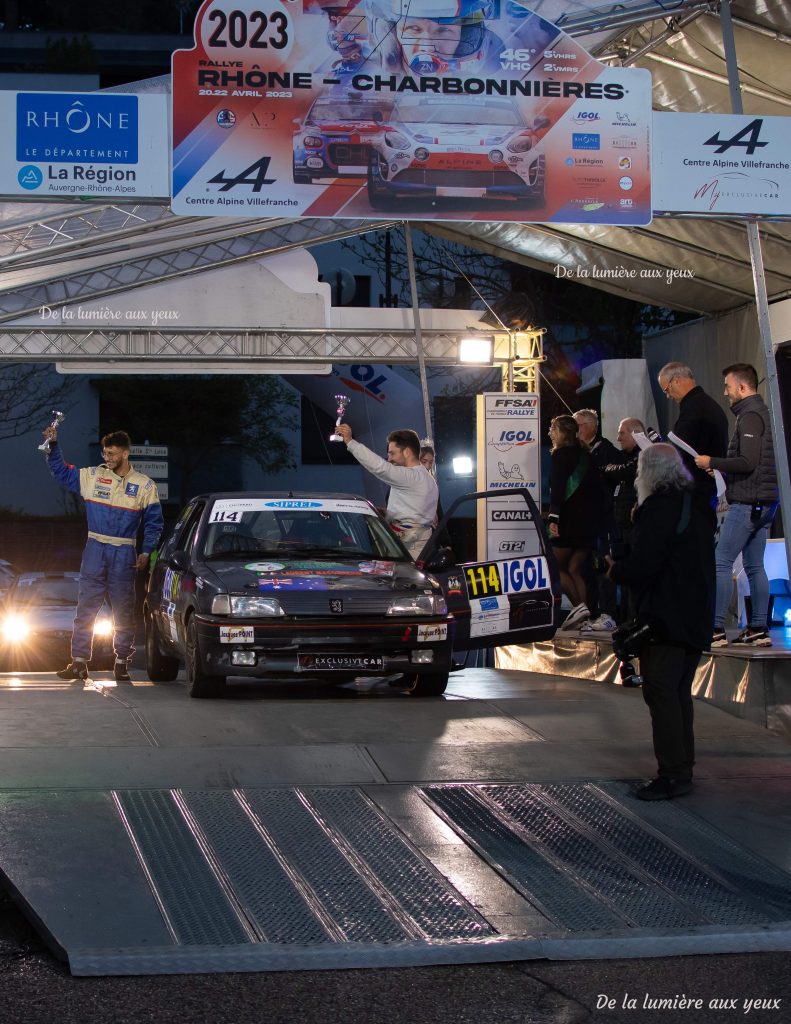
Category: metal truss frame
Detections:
[{"x1": 0, "y1": 218, "x2": 396, "y2": 323}]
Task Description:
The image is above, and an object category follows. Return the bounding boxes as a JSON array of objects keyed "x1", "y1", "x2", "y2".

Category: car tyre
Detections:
[
  {"x1": 145, "y1": 612, "x2": 180, "y2": 682},
  {"x1": 185, "y1": 616, "x2": 226, "y2": 698},
  {"x1": 293, "y1": 161, "x2": 313, "y2": 186},
  {"x1": 367, "y1": 154, "x2": 397, "y2": 210},
  {"x1": 404, "y1": 671, "x2": 449, "y2": 697}
]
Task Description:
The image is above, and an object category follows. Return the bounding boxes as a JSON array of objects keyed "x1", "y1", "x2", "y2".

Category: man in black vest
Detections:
[
  {"x1": 658, "y1": 362, "x2": 729, "y2": 510},
  {"x1": 695, "y1": 364, "x2": 779, "y2": 648}
]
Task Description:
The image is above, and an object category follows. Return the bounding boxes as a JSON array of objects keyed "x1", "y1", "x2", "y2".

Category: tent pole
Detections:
[
  {"x1": 403, "y1": 223, "x2": 433, "y2": 440},
  {"x1": 720, "y1": 0, "x2": 791, "y2": 585}
]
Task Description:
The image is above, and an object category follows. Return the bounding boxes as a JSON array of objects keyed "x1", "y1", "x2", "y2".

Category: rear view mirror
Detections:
[{"x1": 169, "y1": 550, "x2": 190, "y2": 572}]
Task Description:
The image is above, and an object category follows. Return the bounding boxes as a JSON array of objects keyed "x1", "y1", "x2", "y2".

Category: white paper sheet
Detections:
[{"x1": 668, "y1": 431, "x2": 727, "y2": 497}]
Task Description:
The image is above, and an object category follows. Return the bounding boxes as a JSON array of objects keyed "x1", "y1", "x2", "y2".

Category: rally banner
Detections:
[
  {"x1": 477, "y1": 392, "x2": 541, "y2": 561},
  {"x1": 2, "y1": 92, "x2": 170, "y2": 199},
  {"x1": 172, "y1": 0, "x2": 652, "y2": 225},
  {"x1": 653, "y1": 113, "x2": 791, "y2": 217}
]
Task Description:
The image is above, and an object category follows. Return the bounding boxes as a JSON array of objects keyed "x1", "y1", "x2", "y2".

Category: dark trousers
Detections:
[{"x1": 639, "y1": 642, "x2": 701, "y2": 780}]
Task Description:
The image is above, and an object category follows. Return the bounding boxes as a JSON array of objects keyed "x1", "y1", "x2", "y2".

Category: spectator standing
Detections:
[
  {"x1": 43, "y1": 427, "x2": 163, "y2": 682},
  {"x1": 608, "y1": 444, "x2": 715, "y2": 801},
  {"x1": 547, "y1": 415, "x2": 604, "y2": 630},
  {"x1": 336, "y1": 424, "x2": 438, "y2": 559},
  {"x1": 574, "y1": 409, "x2": 618, "y2": 632},
  {"x1": 658, "y1": 362, "x2": 729, "y2": 509},
  {"x1": 694, "y1": 363, "x2": 779, "y2": 648}
]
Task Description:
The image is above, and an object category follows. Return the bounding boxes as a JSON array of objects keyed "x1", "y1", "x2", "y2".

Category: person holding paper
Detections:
[
  {"x1": 694, "y1": 364, "x2": 779, "y2": 649},
  {"x1": 658, "y1": 362, "x2": 728, "y2": 509}
]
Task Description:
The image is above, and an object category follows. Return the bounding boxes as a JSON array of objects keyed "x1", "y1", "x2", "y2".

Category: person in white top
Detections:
[{"x1": 335, "y1": 424, "x2": 438, "y2": 559}]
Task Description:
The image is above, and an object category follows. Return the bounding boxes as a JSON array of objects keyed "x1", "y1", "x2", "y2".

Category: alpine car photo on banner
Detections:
[{"x1": 171, "y1": 1, "x2": 652, "y2": 225}]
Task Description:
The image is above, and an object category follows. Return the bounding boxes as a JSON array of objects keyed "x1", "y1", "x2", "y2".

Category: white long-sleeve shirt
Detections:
[{"x1": 347, "y1": 439, "x2": 438, "y2": 528}]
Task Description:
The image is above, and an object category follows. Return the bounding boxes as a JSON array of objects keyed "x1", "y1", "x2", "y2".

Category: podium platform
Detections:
[{"x1": 496, "y1": 628, "x2": 791, "y2": 740}]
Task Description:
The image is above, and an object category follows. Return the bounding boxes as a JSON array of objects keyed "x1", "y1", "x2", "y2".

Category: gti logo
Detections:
[
  {"x1": 573, "y1": 112, "x2": 600, "y2": 123},
  {"x1": 499, "y1": 541, "x2": 525, "y2": 552}
]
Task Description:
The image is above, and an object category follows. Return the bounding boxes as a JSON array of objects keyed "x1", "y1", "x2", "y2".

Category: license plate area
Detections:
[{"x1": 297, "y1": 653, "x2": 385, "y2": 672}]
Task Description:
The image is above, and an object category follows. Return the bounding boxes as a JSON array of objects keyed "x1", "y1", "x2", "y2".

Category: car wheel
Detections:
[
  {"x1": 404, "y1": 671, "x2": 449, "y2": 697},
  {"x1": 367, "y1": 154, "x2": 397, "y2": 210},
  {"x1": 145, "y1": 612, "x2": 180, "y2": 682},
  {"x1": 185, "y1": 617, "x2": 226, "y2": 698},
  {"x1": 293, "y1": 161, "x2": 312, "y2": 185}
]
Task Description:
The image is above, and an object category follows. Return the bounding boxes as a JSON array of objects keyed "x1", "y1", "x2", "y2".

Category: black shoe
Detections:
[
  {"x1": 114, "y1": 660, "x2": 132, "y2": 682},
  {"x1": 731, "y1": 628, "x2": 772, "y2": 648},
  {"x1": 635, "y1": 777, "x2": 693, "y2": 801},
  {"x1": 56, "y1": 661, "x2": 89, "y2": 681},
  {"x1": 619, "y1": 662, "x2": 643, "y2": 688}
]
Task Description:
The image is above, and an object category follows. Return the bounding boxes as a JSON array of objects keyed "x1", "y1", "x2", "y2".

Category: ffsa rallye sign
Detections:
[{"x1": 171, "y1": 0, "x2": 652, "y2": 225}]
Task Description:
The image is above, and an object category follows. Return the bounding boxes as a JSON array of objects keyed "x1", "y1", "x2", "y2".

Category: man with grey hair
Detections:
[
  {"x1": 657, "y1": 362, "x2": 728, "y2": 508},
  {"x1": 608, "y1": 443, "x2": 715, "y2": 801}
]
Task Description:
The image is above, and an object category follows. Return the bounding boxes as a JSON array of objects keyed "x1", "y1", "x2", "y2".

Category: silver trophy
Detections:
[
  {"x1": 38, "y1": 410, "x2": 65, "y2": 454},
  {"x1": 329, "y1": 394, "x2": 350, "y2": 442}
]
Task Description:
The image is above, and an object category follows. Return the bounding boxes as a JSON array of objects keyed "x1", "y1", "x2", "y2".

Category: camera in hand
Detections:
[{"x1": 612, "y1": 620, "x2": 652, "y2": 661}]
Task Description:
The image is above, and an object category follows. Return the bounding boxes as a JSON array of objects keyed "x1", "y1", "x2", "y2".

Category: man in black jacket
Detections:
[
  {"x1": 695, "y1": 363, "x2": 779, "y2": 648},
  {"x1": 608, "y1": 444, "x2": 715, "y2": 801},
  {"x1": 658, "y1": 362, "x2": 729, "y2": 509}
]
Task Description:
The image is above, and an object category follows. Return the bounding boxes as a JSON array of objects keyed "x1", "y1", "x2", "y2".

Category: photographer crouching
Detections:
[{"x1": 606, "y1": 444, "x2": 716, "y2": 801}]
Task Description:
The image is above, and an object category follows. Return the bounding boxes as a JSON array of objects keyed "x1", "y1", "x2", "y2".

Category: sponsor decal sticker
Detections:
[
  {"x1": 220, "y1": 625, "x2": 254, "y2": 643},
  {"x1": 417, "y1": 623, "x2": 448, "y2": 642}
]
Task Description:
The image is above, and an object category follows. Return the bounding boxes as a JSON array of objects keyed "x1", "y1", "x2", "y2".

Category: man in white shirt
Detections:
[{"x1": 335, "y1": 424, "x2": 438, "y2": 559}]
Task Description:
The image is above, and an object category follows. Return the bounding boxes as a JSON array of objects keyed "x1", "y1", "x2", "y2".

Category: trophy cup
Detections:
[
  {"x1": 38, "y1": 410, "x2": 65, "y2": 454},
  {"x1": 329, "y1": 394, "x2": 349, "y2": 442}
]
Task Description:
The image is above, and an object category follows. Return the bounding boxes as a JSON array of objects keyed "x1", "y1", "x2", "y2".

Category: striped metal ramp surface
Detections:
[{"x1": 0, "y1": 783, "x2": 789, "y2": 975}]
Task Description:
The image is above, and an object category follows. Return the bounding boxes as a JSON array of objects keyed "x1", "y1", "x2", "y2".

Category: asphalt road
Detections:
[{"x1": 2, "y1": 892, "x2": 789, "y2": 1024}]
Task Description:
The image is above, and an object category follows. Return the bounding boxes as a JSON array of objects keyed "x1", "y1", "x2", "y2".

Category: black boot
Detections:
[
  {"x1": 114, "y1": 660, "x2": 132, "y2": 682},
  {"x1": 56, "y1": 660, "x2": 89, "y2": 681}
]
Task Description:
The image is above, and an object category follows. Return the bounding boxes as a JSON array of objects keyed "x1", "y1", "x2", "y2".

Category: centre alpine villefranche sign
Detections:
[{"x1": 171, "y1": 1, "x2": 652, "y2": 225}]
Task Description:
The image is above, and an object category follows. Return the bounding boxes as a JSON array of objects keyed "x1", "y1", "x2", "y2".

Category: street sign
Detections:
[
  {"x1": 134, "y1": 460, "x2": 168, "y2": 479},
  {"x1": 130, "y1": 445, "x2": 168, "y2": 458}
]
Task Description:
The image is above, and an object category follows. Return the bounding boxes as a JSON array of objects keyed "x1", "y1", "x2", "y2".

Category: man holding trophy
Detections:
[
  {"x1": 41, "y1": 421, "x2": 164, "y2": 682},
  {"x1": 333, "y1": 414, "x2": 438, "y2": 560}
]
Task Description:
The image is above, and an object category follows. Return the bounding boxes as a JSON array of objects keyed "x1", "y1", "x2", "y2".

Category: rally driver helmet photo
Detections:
[{"x1": 370, "y1": 0, "x2": 501, "y2": 77}]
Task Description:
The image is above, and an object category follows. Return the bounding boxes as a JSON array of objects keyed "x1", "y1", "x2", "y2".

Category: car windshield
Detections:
[
  {"x1": 202, "y1": 504, "x2": 408, "y2": 560},
  {"x1": 309, "y1": 100, "x2": 387, "y2": 121},
  {"x1": 393, "y1": 98, "x2": 521, "y2": 127},
  {"x1": 15, "y1": 577, "x2": 78, "y2": 605}
]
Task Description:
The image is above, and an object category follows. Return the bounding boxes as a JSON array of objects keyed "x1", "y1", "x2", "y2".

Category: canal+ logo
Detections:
[{"x1": 17, "y1": 93, "x2": 138, "y2": 163}]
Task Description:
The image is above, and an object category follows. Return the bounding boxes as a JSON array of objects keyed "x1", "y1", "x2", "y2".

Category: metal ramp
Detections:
[{"x1": 1, "y1": 782, "x2": 790, "y2": 976}]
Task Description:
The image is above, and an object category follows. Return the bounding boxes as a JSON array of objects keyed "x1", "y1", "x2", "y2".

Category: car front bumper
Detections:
[{"x1": 194, "y1": 615, "x2": 454, "y2": 679}]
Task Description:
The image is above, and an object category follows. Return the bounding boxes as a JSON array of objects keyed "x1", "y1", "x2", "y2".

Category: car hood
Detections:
[
  {"x1": 205, "y1": 557, "x2": 429, "y2": 594},
  {"x1": 7, "y1": 602, "x2": 112, "y2": 632},
  {"x1": 404, "y1": 123, "x2": 518, "y2": 146}
]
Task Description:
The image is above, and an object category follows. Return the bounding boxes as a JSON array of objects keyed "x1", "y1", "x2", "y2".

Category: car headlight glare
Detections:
[
  {"x1": 231, "y1": 596, "x2": 285, "y2": 617},
  {"x1": 507, "y1": 134, "x2": 533, "y2": 154},
  {"x1": 385, "y1": 131, "x2": 409, "y2": 149},
  {"x1": 2, "y1": 614, "x2": 30, "y2": 643},
  {"x1": 387, "y1": 594, "x2": 447, "y2": 616},
  {"x1": 93, "y1": 617, "x2": 113, "y2": 637}
]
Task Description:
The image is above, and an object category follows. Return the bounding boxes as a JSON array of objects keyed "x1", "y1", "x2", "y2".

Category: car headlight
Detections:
[
  {"x1": 230, "y1": 596, "x2": 285, "y2": 617},
  {"x1": 211, "y1": 595, "x2": 231, "y2": 615},
  {"x1": 2, "y1": 614, "x2": 30, "y2": 643},
  {"x1": 303, "y1": 135, "x2": 323, "y2": 148},
  {"x1": 387, "y1": 594, "x2": 447, "y2": 616},
  {"x1": 507, "y1": 134, "x2": 533, "y2": 154},
  {"x1": 93, "y1": 617, "x2": 112, "y2": 637},
  {"x1": 385, "y1": 131, "x2": 409, "y2": 149}
]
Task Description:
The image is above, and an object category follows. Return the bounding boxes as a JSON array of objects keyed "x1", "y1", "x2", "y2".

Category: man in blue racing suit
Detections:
[{"x1": 43, "y1": 427, "x2": 164, "y2": 682}]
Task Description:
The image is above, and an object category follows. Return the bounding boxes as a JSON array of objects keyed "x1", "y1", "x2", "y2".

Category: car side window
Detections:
[
  {"x1": 158, "y1": 502, "x2": 195, "y2": 562},
  {"x1": 178, "y1": 502, "x2": 205, "y2": 554}
]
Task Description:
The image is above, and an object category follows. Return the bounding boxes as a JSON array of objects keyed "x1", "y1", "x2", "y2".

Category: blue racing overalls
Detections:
[{"x1": 47, "y1": 444, "x2": 164, "y2": 661}]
